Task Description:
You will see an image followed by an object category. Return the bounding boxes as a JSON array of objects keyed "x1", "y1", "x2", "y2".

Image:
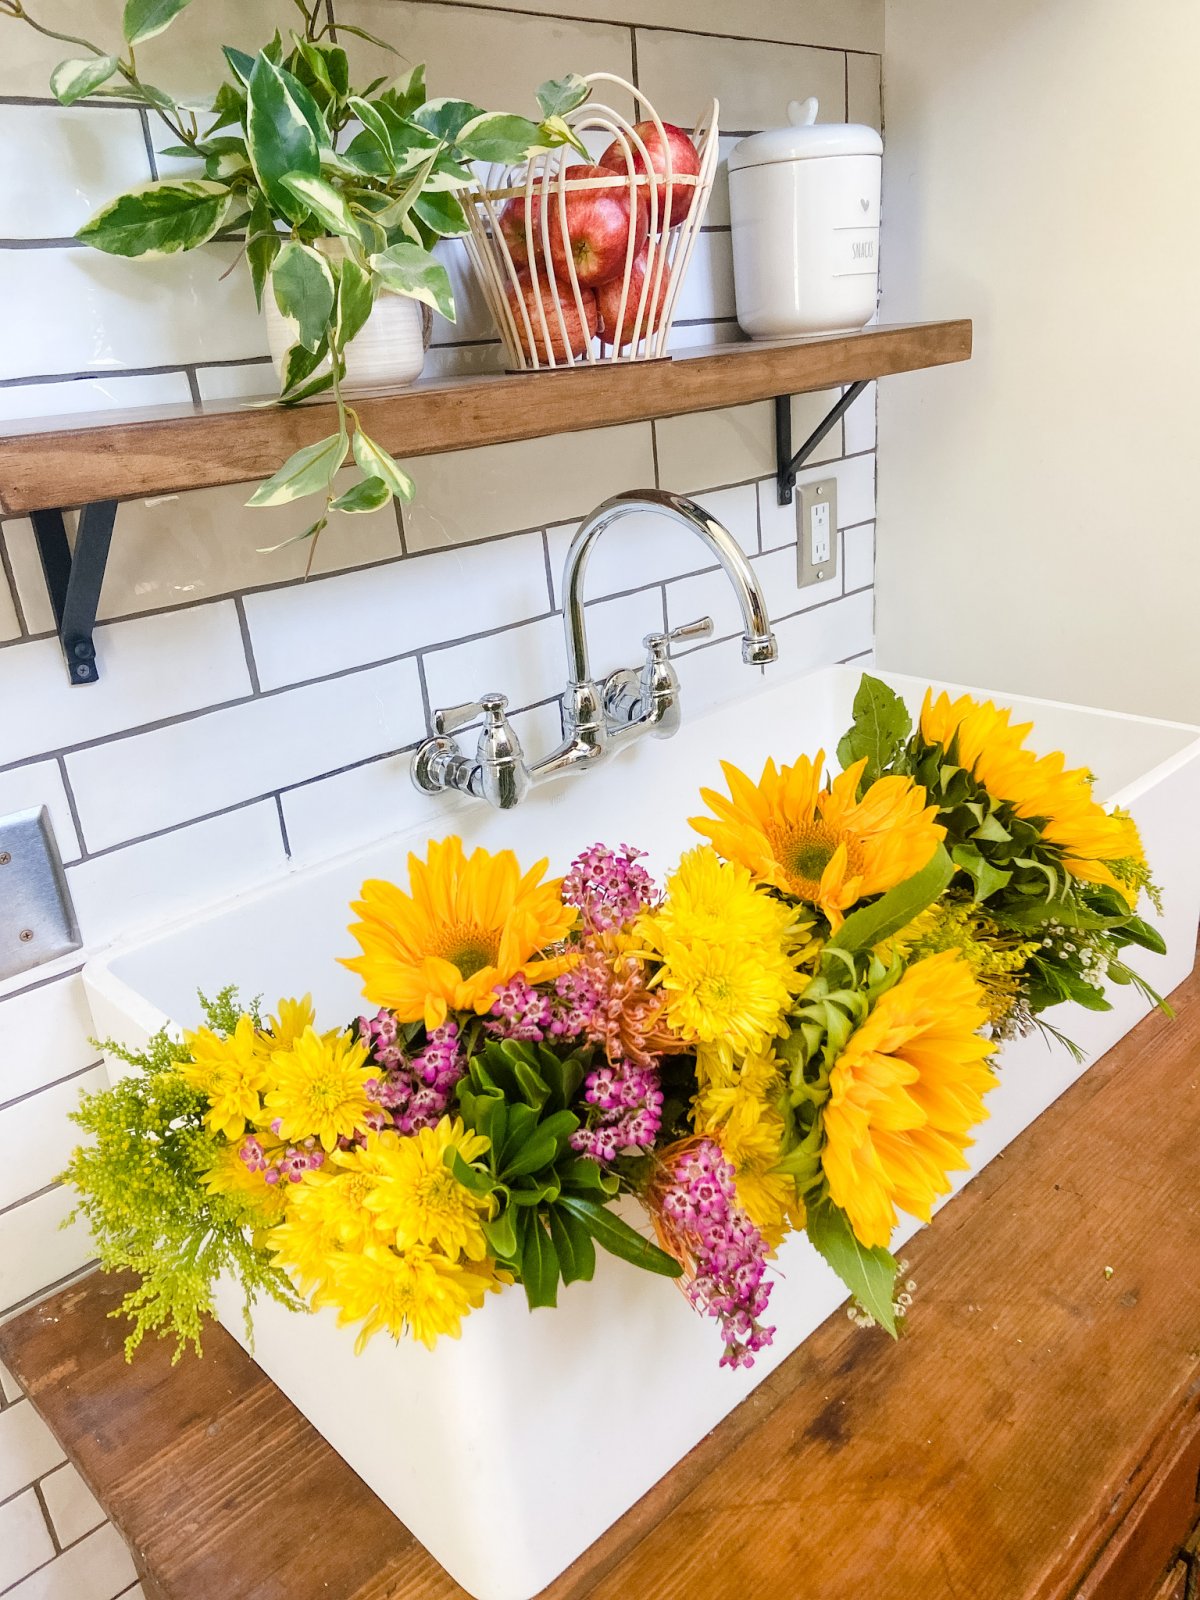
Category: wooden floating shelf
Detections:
[{"x1": 0, "y1": 321, "x2": 971, "y2": 517}]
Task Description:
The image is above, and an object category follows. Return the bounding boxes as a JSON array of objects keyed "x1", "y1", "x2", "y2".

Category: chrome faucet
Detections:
[{"x1": 412, "y1": 489, "x2": 778, "y2": 810}]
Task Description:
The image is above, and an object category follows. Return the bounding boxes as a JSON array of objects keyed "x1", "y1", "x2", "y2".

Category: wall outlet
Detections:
[
  {"x1": 797, "y1": 479, "x2": 838, "y2": 589},
  {"x1": 0, "y1": 808, "x2": 81, "y2": 982}
]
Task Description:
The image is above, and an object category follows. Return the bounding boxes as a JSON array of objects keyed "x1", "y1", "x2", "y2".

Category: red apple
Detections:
[
  {"x1": 505, "y1": 275, "x2": 598, "y2": 363},
  {"x1": 543, "y1": 164, "x2": 648, "y2": 289},
  {"x1": 597, "y1": 243, "x2": 670, "y2": 350},
  {"x1": 599, "y1": 122, "x2": 701, "y2": 230},
  {"x1": 497, "y1": 195, "x2": 533, "y2": 271}
]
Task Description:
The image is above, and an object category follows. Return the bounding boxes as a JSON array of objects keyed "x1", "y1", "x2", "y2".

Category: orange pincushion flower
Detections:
[
  {"x1": 691, "y1": 752, "x2": 944, "y2": 929},
  {"x1": 342, "y1": 836, "x2": 578, "y2": 1030}
]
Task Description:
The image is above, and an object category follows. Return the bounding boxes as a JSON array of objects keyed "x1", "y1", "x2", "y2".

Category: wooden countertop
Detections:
[{"x1": 2, "y1": 956, "x2": 1198, "y2": 1600}]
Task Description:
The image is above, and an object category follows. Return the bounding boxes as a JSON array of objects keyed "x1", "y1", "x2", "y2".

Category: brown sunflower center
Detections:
[
  {"x1": 773, "y1": 822, "x2": 860, "y2": 895},
  {"x1": 436, "y1": 923, "x2": 500, "y2": 979}
]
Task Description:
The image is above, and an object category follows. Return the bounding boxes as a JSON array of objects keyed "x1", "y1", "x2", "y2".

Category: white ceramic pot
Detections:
[
  {"x1": 729, "y1": 97, "x2": 882, "y2": 338},
  {"x1": 264, "y1": 239, "x2": 427, "y2": 395}
]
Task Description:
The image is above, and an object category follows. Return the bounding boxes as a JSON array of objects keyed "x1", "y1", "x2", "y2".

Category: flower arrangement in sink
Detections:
[
  {"x1": 1, "y1": 0, "x2": 587, "y2": 548},
  {"x1": 68, "y1": 677, "x2": 1168, "y2": 1367}
]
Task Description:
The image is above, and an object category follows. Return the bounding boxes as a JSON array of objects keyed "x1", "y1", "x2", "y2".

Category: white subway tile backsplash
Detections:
[
  {"x1": 546, "y1": 482, "x2": 758, "y2": 606},
  {"x1": 0, "y1": 761, "x2": 81, "y2": 863},
  {"x1": 4, "y1": 1522, "x2": 137, "y2": 1600},
  {"x1": 0, "y1": 1401, "x2": 66, "y2": 1501},
  {"x1": 759, "y1": 452, "x2": 876, "y2": 551},
  {"x1": 0, "y1": 372, "x2": 193, "y2": 426},
  {"x1": 671, "y1": 231, "x2": 736, "y2": 324},
  {"x1": 0, "y1": 561, "x2": 20, "y2": 642},
  {"x1": 843, "y1": 381, "x2": 878, "y2": 455},
  {"x1": 0, "y1": 604, "x2": 251, "y2": 768},
  {"x1": 0, "y1": 1489, "x2": 55, "y2": 1591},
  {"x1": 0, "y1": 1068, "x2": 107, "y2": 1211},
  {"x1": 281, "y1": 753, "x2": 446, "y2": 868},
  {"x1": 672, "y1": 641, "x2": 768, "y2": 722},
  {"x1": 401, "y1": 424, "x2": 656, "y2": 554},
  {"x1": 243, "y1": 533, "x2": 548, "y2": 692},
  {"x1": 39, "y1": 1463, "x2": 105, "y2": 1547},
  {"x1": 2, "y1": 522, "x2": 54, "y2": 637},
  {"x1": 0, "y1": 246, "x2": 264, "y2": 384},
  {"x1": 193, "y1": 362, "x2": 276, "y2": 403},
  {"x1": 0, "y1": 1185, "x2": 91, "y2": 1313},
  {"x1": 422, "y1": 589, "x2": 663, "y2": 717},
  {"x1": 655, "y1": 391, "x2": 842, "y2": 496},
  {"x1": 634, "y1": 29, "x2": 846, "y2": 130},
  {"x1": 66, "y1": 802, "x2": 287, "y2": 947},
  {"x1": 68, "y1": 659, "x2": 423, "y2": 851},
  {"x1": 666, "y1": 543, "x2": 837, "y2": 639},
  {"x1": 770, "y1": 588, "x2": 875, "y2": 681},
  {"x1": 0, "y1": 977, "x2": 100, "y2": 1108},
  {"x1": 843, "y1": 521, "x2": 876, "y2": 592},
  {"x1": 0, "y1": 1359, "x2": 20, "y2": 1402},
  {"x1": 340, "y1": 3, "x2": 636, "y2": 120},
  {"x1": 0, "y1": 105, "x2": 151, "y2": 241}
]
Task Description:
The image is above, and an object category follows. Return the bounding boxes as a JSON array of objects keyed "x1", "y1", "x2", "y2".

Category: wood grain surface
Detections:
[
  {"x1": 0, "y1": 322, "x2": 972, "y2": 515},
  {"x1": 2, "y1": 949, "x2": 1197, "y2": 1600}
]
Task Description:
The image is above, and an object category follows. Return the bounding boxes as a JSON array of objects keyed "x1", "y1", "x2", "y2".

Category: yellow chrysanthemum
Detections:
[
  {"x1": 820, "y1": 949, "x2": 998, "y2": 1250},
  {"x1": 315, "y1": 1244, "x2": 502, "y2": 1352},
  {"x1": 202, "y1": 1143, "x2": 287, "y2": 1226},
  {"x1": 694, "y1": 1076, "x2": 800, "y2": 1246},
  {"x1": 267, "y1": 994, "x2": 319, "y2": 1049},
  {"x1": 691, "y1": 753, "x2": 944, "y2": 929},
  {"x1": 638, "y1": 849, "x2": 806, "y2": 1058},
  {"x1": 262, "y1": 1027, "x2": 374, "y2": 1152},
  {"x1": 342, "y1": 836, "x2": 579, "y2": 1030},
  {"x1": 364, "y1": 1119, "x2": 493, "y2": 1261},
  {"x1": 179, "y1": 1014, "x2": 270, "y2": 1141},
  {"x1": 693, "y1": 1042, "x2": 783, "y2": 1100},
  {"x1": 920, "y1": 691, "x2": 1147, "y2": 906}
]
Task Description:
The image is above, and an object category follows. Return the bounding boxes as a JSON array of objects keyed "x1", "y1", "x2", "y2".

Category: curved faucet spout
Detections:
[{"x1": 560, "y1": 489, "x2": 778, "y2": 683}]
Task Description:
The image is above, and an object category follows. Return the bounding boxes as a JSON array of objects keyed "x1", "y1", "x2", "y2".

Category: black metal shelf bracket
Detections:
[
  {"x1": 775, "y1": 379, "x2": 871, "y2": 505},
  {"x1": 30, "y1": 501, "x2": 117, "y2": 686}
]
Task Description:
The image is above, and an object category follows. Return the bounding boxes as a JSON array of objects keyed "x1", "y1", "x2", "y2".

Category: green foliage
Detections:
[
  {"x1": 825, "y1": 844, "x2": 955, "y2": 957},
  {"x1": 76, "y1": 181, "x2": 234, "y2": 257},
  {"x1": 68, "y1": 989, "x2": 298, "y2": 1363},
  {"x1": 452, "y1": 1039, "x2": 681, "y2": 1310},
  {"x1": 50, "y1": 55, "x2": 119, "y2": 106},
  {"x1": 806, "y1": 1198, "x2": 899, "y2": 1337},
  {"x1": 835, "y1": 673, "x2": 912, "y2": 787},
  {"x1": 122, "y1": 0, "x2": 194, "y2": 47}
]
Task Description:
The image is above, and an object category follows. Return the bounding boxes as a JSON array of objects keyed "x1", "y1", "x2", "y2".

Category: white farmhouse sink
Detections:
[{"x1": 83, "y1": 665, "x2": 1200, "y2": 1600}]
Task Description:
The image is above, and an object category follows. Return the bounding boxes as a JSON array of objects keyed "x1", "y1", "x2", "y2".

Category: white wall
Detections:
[
  {"x1": 0, "y1": 4, "x2": 881, "y2": 1593},
  {"x1": 876, "y1": 0, "x2": 1200, "y2": 724}
]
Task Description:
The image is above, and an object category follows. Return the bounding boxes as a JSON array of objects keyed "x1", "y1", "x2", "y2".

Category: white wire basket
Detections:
[{"x1": 463, "y1": 73, "x2": 719, "y2": 370}]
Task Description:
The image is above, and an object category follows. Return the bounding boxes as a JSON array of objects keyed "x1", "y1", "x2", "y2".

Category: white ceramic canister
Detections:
[
  {"x1": 264, "y1": 237, "x2": 428, "y2": 395},
  {"x1": 728, "y1": 98, "x2": 882, "y2": 338}
]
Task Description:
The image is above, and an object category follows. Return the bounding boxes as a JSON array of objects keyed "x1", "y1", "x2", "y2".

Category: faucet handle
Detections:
[
  {"x1": 642, "y1": 616, "x2": 714, "y2": 658},
  {"x1": 433, "y1": 692, "x2": 509, "y2": 737}
]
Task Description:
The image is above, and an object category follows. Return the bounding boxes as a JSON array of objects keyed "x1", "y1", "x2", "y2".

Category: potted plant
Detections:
[{"x1": 1, "y1": 0, "x2": 588, "y2": 546}]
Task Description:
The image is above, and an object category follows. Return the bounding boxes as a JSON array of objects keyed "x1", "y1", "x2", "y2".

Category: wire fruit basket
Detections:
[{"x1": 463, "y1": 73, "x2": 719, "y2": 370}]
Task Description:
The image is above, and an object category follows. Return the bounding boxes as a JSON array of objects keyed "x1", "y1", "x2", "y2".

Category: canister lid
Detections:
[{"x1": 728, "y1": 98, "x2": 883, "y2": 172}]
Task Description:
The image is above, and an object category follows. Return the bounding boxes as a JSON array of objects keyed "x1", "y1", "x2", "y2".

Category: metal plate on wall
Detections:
[{"x1": 0, "y1": 808, "x2": 81, "y2": 982}]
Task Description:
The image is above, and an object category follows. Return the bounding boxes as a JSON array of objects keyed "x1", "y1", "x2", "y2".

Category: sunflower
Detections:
[
  {"x1": 315, "y1": 1244, "x2": 503, "y2": 1352},
  {"x1": 691, "y1": 753, "x2": 944, "y2": 929},
  {"x1": 919, "y1": 691, "x2": 1147, "y2": 906},
  {"x1": 179, "y1": 1014, "x2": 270, "y2": 1141},
  {"x1": 819, "y1": 949, "x2": 998, "y2": 1249},
  {"x1": 364, "y1": 1119, "x2": 493, "y2": 1260},
  {"x1": 637, "y1": 849, "x2": 806, "y2": 1058},
  {"x1": 262, "y1": 1027, "x2": 375, "y2": 1152},
  {"x1": 342, "y1": 836, "x2": 579, "y2": 1030}
]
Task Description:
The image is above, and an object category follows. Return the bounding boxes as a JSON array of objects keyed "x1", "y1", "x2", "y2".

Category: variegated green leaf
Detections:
[
  {"x1": 455, "y1": 111, "x2": 542, "y2": 164},
  {"x1": 330, "y1": 475, "x2": 391, "y2": 513},
  {"x1": 122, "y1": 0, "x2": 194, "y2": 46},
  {"x1": 352, "y1": 428, "x2": 414, "y2": 500},
  {"x1": 245, "y1": 430, "x2": 347, "y2": 507},
  {"x1": 370, "y1": 241, "x2": 454, "y2": 320},
  {"x1": 50, "y1": 55, "x2": 119, "y2": 106},
  {"x1": 335, "y1": 259, "x2": 375, "y2": 348},
  {"x1": 76, "y1": 180, "x2": 233, "y2": 257},
  {"x1": 535, "y1": 74, "x2": 590, "y2": 120},
  {"x1": 279, "y1": 171, "x2": 359, "y2": 237},
  {"x1": 412, "y1": 96, "x2": 483, "y2": 143},
  {"x1": 413, "y1": 189, "x2": 469, "y2": 237},
  {"x1": 247, "y1": 53, "x2": 321, "y2": 222},
  {"x1": 271, "y1": 241, "x2": 336, "y2": 352}
]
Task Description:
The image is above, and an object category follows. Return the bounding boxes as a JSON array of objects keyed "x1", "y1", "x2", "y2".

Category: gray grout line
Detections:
[
  {"x1": 234, "y1": 595, "x2": 261, "y2": 694},
  {"x1": 31, "y1": 1478, "x2": 61, "y2": 1559},
  {"x1": 0, "y1": 524, "x2": 28, "y2": 638},
  {"x1": 55, "y1": 755, "x2": 86, "y2": 857},
  {"x1": 539, "y1": 529, "x2": 556, "y2": 610},
  {"x1": 274, "y1": 793, "x2": 292, "y2": 859},
  {"x1": 138, "y1": 107, "x2": 158, "y2": 181},
  {"x1": 0, "y1": 962, "x2": 85, "y2": 1009},
  {"x1": 0, "y1": 355, "x2": 273, "y2": 392},
  {"x1": 0, "y1": 1181, "x2": 60, "y2": 1220},
  {"x1": 0, "y1": 1058, "x2": 103, "y2": 1117}
]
